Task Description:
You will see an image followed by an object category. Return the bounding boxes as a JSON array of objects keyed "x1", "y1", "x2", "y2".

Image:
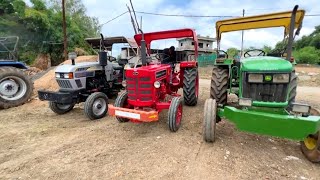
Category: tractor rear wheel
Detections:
[
  {"x1": 300, "y1": 108, "x2": 320, "y2": 163},
  {"x1": 84, "y1": 92, "x2": 108, "y2": 120},
  {"x1": 49, "y1": 101, "x2": 75, "y2": 115},
  {"x1": 288, "y1": 71, "x2": 298, "y2": 110},
  {"x1": 114, "y1": 91, "x2": 130, "y2": 123},
  {"x1": 168, "y1": 97, "x2": 183, "y2": 132},
  {"x1": 203, "y1": 98, "x2": 217, "y2": 142},
  {"x1": 210, "y1": 66, "x2": 228, "y2": 105},
  {"x1": 0, "y1": 67, "x2": 33, "y2": 109},
  {"x1": 183, "y1": 68, "x2": 199, "y2": 106}
]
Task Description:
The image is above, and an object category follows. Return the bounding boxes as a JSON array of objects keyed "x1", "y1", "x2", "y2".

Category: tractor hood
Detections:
[{"x1": 241, "y1": 56, "x2": 293, "y2": 72}]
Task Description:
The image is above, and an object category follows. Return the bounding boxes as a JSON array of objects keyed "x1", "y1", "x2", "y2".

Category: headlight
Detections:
[
  {"x1": 56, "y1": 72, "x2": 73, "y2": 79},
  {"x1": 122, "y1": 80, "x2": 127, "y2": 87},
  {"x1": 292, "y1": 103, "x2": 310, "y2": 114},
  {"x1": 154, "y1": 81, "x2": 161, "y2": 88},
  {"x1": 248, "y1": 74, "x2": 263, "y2": 83},
  {"x1": 239, "y1": 98, "x2": 252, "y2": 107},
  {"x1": 273, "y1": 74, "x2": 289, "y2": 83}
]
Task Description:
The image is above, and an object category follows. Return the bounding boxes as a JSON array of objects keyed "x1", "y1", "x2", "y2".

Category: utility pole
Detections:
[
  {"x1": 240, "y1": 9, "x2": 245, "y2": 56},
  {"x1": 62, "y1": 0, "x2": 68, "y2": 60}
]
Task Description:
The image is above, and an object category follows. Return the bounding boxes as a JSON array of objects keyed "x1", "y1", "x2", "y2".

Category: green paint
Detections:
[
  {"x1": 219, "y1": 106, "x2": 320, "y2": 140},
  {"x1": 214, "y1": 58, "x2": 233, "y2": 65},
  {"x1": 241, "y1": 56, "x2": 293, "y2": 72},
  {"x1": 252, "y1": 101, "x2": 288, "y2": 107},
  {"x1": 264, "y1": 75, "x2": 272, "y2": 81}
]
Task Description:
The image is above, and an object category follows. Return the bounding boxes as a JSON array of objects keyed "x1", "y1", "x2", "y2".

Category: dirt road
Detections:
[{"x1": 0, "y1": 79, "x2": 319, "y2": 179}]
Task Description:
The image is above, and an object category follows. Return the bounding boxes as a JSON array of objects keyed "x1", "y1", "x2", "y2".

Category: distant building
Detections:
[{"x1": 176, "y1": 36, "x2": 216, "y2": 56}]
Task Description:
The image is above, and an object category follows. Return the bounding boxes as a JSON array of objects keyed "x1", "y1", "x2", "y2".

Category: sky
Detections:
[{"x1": 25, "y1": 0, "x2": 320, "y2": 53}]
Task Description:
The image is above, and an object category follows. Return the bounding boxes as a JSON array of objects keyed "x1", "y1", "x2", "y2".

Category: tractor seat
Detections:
[{"x1": 111, "y1": 63, "x2": 123, "y2": 70}]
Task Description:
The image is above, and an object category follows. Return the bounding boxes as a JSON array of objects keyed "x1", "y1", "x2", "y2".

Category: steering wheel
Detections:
[
  {"x1": 155, "y1": 53, "x2": 170, "y2": 61},
  {"x1": 217, "y1": 50, "x2": 228, "y2": 58},
  {"x1": 244, "y1": 49, "x2": 266, "y2": 57}
]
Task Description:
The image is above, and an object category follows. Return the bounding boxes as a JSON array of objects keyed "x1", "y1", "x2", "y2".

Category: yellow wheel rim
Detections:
[{"x1": 304, "y1": 136, "x2": 317, "y2": 150}]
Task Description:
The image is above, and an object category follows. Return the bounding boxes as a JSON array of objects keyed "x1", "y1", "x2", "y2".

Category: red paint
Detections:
[{"x1": 134, "y1": 28, "x2": 198, "y2": 58}]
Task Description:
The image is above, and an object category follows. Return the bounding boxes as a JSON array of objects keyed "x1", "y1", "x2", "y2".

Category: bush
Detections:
[{"x1": 293, "y1": 46, "x2": 320, "y2": 64}]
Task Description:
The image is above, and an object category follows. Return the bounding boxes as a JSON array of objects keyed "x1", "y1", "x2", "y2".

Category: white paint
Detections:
[{"x1": 115, "y1": 110, "x2": 140, "y2": 119}]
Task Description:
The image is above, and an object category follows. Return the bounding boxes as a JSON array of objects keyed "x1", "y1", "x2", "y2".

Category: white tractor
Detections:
[{"x1": 38, "y1": 34, "x2": 137, "y2": 120}]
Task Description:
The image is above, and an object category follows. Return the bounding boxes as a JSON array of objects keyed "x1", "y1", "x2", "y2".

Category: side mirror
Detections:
[{"x1": 68, "y1": 52, "x2": 77, "y2": 65}]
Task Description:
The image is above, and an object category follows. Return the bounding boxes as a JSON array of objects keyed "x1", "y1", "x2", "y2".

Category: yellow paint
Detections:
[
  {"x1": 304, "y1": 136, "x2": 317, "y2": 150},
  {"x1": 216, "y1": 10, "x2": 305, "y2": 40}
]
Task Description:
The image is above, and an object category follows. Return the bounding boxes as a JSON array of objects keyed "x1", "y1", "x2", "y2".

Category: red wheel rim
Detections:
[
  {"x1": 176, "y1": 103, "x2": 182, "y2": 126},
  {"x1": 196, "y1": 73, "x2": 199, "y2": 97}
]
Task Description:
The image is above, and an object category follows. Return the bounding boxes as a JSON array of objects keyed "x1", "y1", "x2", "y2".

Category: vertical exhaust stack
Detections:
[
  {"x1": 286, "y1": 5, "x2": 298, "y2": 61},
  {"x1": 139, "y1": 30, "x2": 147, "y2": 66},
  {"x1": 68, "y1": 52, "x2": 77, "y2": 65},
  {"x1": 99, "y1": 33, "x2": 108, "y2": 67}
]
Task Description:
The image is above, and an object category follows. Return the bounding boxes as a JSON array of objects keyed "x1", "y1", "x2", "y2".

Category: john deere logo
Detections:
[
  {"x1": 265, "y1": 75, "x2": 272, "y2": 81},
  {"x1": 133, "y1": 72, "x2": 139, "y2": 75}
]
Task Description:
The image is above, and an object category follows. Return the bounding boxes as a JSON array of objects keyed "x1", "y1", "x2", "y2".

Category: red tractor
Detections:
[{"x1": 108, "y1": 28, "x2": 199, "y2": 132}]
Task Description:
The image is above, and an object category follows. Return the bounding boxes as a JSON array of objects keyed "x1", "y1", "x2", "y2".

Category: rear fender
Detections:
[
  {"x1": 179, "y1": 61, "x2": 197, "y2": 69},
  {"x1": 0, "y1": 61, "x2": 28, "y2": 69}
]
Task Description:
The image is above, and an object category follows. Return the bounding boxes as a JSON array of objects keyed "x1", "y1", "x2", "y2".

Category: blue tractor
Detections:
[{"x1": 0, "y1": 36, "x2": 33, "y2": 109}]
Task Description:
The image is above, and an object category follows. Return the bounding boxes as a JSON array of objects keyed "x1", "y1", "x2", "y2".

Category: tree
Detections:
[
  {"x1": 0, "y1": 0, "x2": 100, "y2": 65},
  {"x1": 262, "y1": 45, "x2": 272, "y2": 54},
  {"x1": 227, "y1": 48, "x2": 239, "y2": 58},
  {"x1": 293, "y1": 46, "x2": 320, "y2": 64}
]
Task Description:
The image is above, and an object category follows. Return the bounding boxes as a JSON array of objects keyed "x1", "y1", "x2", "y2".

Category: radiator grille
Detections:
[
  {"x1": 242, "y1": 73, "x2": 289, "y2": 103},
  {"x1": 57, "y1": 79, "x2": 72, "y2": 89},
  {"x1": 126, "y1": 77, "x2": 153, "y2": 102}
]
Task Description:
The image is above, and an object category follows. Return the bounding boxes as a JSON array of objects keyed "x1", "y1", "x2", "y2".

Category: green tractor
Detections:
[{"x1": 203, "y1": 5, "x2": 320, "y2": 163}]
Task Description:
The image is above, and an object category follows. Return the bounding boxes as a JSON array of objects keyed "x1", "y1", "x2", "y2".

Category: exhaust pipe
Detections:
[
  {"x1": 286, "y1": 5, "x2": 298, "y2": 61},
  {"x1": 139, "y1": 29, "x2": 147, "y2": 66}
]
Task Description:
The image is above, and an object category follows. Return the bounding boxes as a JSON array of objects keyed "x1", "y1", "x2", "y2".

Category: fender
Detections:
[
  {"x1": 179, "y1": 61, "x2": 197, "y2": 68},
  {"x1": 0, "y1": 61, "x2": 28, "y2": 69}
]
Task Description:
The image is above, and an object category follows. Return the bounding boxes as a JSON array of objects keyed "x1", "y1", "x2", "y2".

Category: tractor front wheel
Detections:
[
  {"x1": 183, "y1": 68, "x2": 199, "y2": 106},
  {"x1": 300, "y1": 108, "x2": 320, "y2": 163},
  {"x1": 49, "y1": 101, "x2": 75, "y2": 115},
  {"x1": 168, "y1": 97, "x2": 183, "y2": 132},
  {"x1": 84, "y1": 92, "x2": 108, "y2": 120},
  {"x1": 114, "y1": 91, "x2": 130, "y2": 123},
  {"x1": 210, "y1": 66, "x2": 228, "y2": 105},
  {"x1": 203, "y1": 98, "x2": 217, "y2": 142}
]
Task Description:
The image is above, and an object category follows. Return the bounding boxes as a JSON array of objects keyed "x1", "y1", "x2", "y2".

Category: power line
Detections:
[
  {"x1": 100, "y1": 11, "x2": 128, "y2": 26},
  {"x1": 306, "y1": 14, "x2": 320, "y2": 16},
  {"x1": 99, "y1": 10, "x2": 320, "y2": 27},
  {"x1": 135, "y1": 11, "x2": 236, "y2": 18}
]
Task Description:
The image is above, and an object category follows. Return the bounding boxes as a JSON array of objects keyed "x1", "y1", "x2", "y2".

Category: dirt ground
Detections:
[{"x1": 0, "y1": 78, "x2": 319, "y2": 179}]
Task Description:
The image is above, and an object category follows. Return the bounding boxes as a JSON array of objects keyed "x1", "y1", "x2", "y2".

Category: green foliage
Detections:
[
  {"x1": 227, "y1": 48, "x2": 239, "y2": 58},
  {"x1": 0, "y1": 0, "x2": 100, "y2": 65},
  {"x1": 262, "y1": 45, "x2": 272, "y2": 54},
  {"x1": 293, "y1": 46, "x2": 320, "y2": 64}
]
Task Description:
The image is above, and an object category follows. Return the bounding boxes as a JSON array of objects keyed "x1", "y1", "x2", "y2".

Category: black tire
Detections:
[
  {"x1": 183, "y1": 68, "x2": 198, "y2": 106},
  {"x1": 114, "y1": 91, "x2": 130, "y2": 123},
  {"x1": 84, "y1": 92, "x2": 108, "y2": 120},
  {"x1": 203, "y1": 98, "x2": 217, "y2": 142},
  {"x1": 0, "y1": 67, "x2": 33, "y2": 109},
  {"x1": 210, "y1": 66, "x2": 228, "y2": 105},
  {"x1": 168, "y1": 97, "x2": 183, "y2": 132},
  {"x1": 287, "y1": 71, "x2": 297, "y2": 110},
  {"x1": 49, "y1": 101, "x2": 74, "y2": 114}
]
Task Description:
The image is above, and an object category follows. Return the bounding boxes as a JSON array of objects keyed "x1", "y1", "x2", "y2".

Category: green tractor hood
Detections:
[{"x1": 241, "y1": 56, "x2": 293, "y2": 72}]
